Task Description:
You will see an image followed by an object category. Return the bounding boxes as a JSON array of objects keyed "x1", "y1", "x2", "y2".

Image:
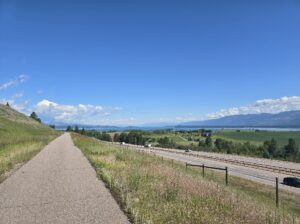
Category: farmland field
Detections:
[
  {"x1": 94, "y1": 128, "x2": 300, "y2": 162},
  {"x1": 107, "y1": 129, "x2": 300, "y2": 147},
  {"x1": 212, "y1": 130, "x2": 300, "y2": 146}
]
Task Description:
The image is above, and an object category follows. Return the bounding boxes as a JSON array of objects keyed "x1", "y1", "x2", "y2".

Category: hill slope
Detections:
[
  {"x1": 0, "y1": 104, "x2": 59, "y2": 180},
  {"x1": 180, "y1": 110, "x2": 300, "y2": 127}
]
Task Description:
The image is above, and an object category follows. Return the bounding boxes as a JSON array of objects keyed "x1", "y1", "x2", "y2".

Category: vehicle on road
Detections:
[
  {"x1": 144, "y1": 144, "x2": 151, "y2": 148},
  {"x1": 185, "y1": 149, "x2": 191, "y2": 153},
  {"x1": 283, "y1": 177, "x2": 300, "y2": 188}
]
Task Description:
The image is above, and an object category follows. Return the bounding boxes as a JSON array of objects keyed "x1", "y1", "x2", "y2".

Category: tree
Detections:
[
  {"x1": 269, "y1": 138, "x2": 278, "y2": 155},
  {"x1": 205, "y1": 136, "x2": 212, "y2": 148},
  {"x1": 74, "y1": 126, "x2": 80, "y2": 133},
  {"x1": 198, "y1": 139, "x2": 206, "y2": 147},
  {"x1": 284, "y1": 138, "x2": 298, "y2": 159},
  {"x1": 30, "y1": 112, "x2": 41, "y2": 123},
  {"x1": 119, "y1": 132, "x2": 127, "y2": 142},
  {"x1": 158, "y1": 136, "x2": 175, "y2": 148},
  {"x1": 101, "y1": 133, "x2": 112, "y2": 142},
  {"x1": 66, "y1": 126, "x2": 73, "y2": 132},
  {"x1": 262, "y1": 149, "x2": 270, "y2": 158},
  {"x1": 113, "y1": 133, "x2": 120, "y2": 142},
  {"x1": 80, "y1": 128, "x2": 86, "y2": 135},
  {"x1": 6, "y1": 102, "x2": 10, "y2": 107},
  {"x1": 263, "y1": 138, "x2": 277, "y2": 157},
  {"x1": 215, "y1": 138, "x2": 223, "y2": 150},
  {"x1": 49, "y1": 125, "x2": 56, "y2": 129}
]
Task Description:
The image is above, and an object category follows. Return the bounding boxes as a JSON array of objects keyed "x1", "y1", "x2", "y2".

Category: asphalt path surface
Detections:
[{"x1": 0, "y1": 133, "x2": 129, "y2": 224}]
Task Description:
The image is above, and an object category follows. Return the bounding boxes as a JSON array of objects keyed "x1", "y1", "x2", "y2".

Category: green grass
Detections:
[
  {"x1": 130, "y1": 129, "x2": 300, "y2": 147},
  {"x1": 72, "y1": 133, "x2": 300, "y2": 224},
  {"x1": 213, "y1": 130, "x2": 300, "y2": 146},
  {"x1": 0, "y1": 104, "x2": 60, "y2": 180}
]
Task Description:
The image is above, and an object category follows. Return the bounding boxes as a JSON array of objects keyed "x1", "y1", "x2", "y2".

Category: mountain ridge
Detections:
[{"x1": 180, "y1": 110, "x2": 300, "y2": 127}]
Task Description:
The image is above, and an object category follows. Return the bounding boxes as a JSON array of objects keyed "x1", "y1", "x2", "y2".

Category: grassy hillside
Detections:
[
  {"x1": 72, "y1": 133, "x2": 300, "y2": 224},
  {"x1": 0, "y1": 104, "x2": 59, "y2": 181}
]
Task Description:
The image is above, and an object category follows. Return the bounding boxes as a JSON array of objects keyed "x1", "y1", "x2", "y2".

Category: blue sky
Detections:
[{"x1": 1, "y1": 0, "x2": 300, "y2": 125}]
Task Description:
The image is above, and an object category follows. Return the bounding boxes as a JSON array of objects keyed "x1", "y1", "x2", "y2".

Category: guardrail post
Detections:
[
  {"x1": 225, "y1": 166, "x2": 228, "y2": 186},
  {"x1": 276, "y1": 177, "x2": 279, "y2": 208},
  {"x1": 202, "y1": 164, "x2": 205, "y2": 177}
]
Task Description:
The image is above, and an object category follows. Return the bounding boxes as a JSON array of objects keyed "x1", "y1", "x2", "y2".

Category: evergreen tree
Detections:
[
  {"x1": 113, "y1": 133, "x2": 120, "y2": 142},
  {"x1": 80, "y1": 128, "x2": 86, "y2": 135},
  {"x1": 269, "y1": 138, "x2": 277, "y2": 155},
  {"x1": 263, "y1": 149, "x2": 270, "y2": 158},
  {"x1": 74, "y1": 125, "x2": 79, "y2": 133},
  {"x1": 66, "y1": 126, "x2": 73, "y2": 132},
  {"x1": 30, "y1": 112, "x2": 41, "y2": 123},
  {"x1": 263, "y1": 138, "x2": 277, "y2": 156},
  {"x1": 198, "y1": 139, "x2": 205, "y2": 147},
  {"x1": 284, "y1": 138, "x2": 298, "y2": 159},
  {"x1": 49, "y1": 125, "x2": 56, "y2": 129},
  {"x1": 205, "y1": 136, "x2": 212, "y2": 148},
  {"x1": 215, "y1": 138, "x2": 223, "y2": 150}
]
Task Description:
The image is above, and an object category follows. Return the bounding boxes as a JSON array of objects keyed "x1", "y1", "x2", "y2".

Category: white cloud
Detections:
[
  {"x1": 3, "y1": 94, "x2": 300, "y2": 126},
  {"x1": 34, "y1": 99, "x2": 121, "y2": 124},
  {"x1": 175, "y1": 112, "x2": 197, "y2": 122},
  {"x1": 0, "y1": 75, "x2": 28, "y2": 90},
  {"x1": 11, "y1": 93, "x2": 23, "y2": 100},
  {"x1": 206, "y1": 96, "x2": 300, "y2": 119},
  {"x1": 0, "y1": 92, "x2": 30, "y2": 114}
]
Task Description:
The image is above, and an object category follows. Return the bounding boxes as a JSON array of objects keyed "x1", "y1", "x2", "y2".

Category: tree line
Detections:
[
  {"x1": 196, "y1": 136, "x2": 299, "y2": 162},
  {"x1": 155, "y1": 135, "x2": 299, "y2": 162},
  {"x1": 69, "y1": 129, "x2": 149, "y2": 146},
  {"x1": 65, "y1": 127, "x2": 300, "y2": 162}
]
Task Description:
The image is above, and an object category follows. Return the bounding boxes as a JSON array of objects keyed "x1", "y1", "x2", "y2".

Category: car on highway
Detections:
[
  {"x1": 185, "y1": 149, "x2": 191, "y2": 153},
  {"x1": 283, "y1": 177, "x2": 300, "y2": 188}
]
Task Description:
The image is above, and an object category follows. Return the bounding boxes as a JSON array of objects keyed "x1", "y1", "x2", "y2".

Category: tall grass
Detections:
[
  {"x1": 0, "y1": 116, "x2": 59, "y2": 180},
  {"x1": 72, "y1": 133, "x2": 300, "y2": 224}
]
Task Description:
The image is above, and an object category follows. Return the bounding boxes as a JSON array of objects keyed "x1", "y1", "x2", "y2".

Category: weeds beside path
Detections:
[
  {"x1": 72, "y1": 133, "x2": 300, "y2": 224},
  {"x1": 0, "y1": 114, "x2": 60, "y2": 182},
  {"x1": 0, "y1": 137, "x2": 58, "y2": 182}
]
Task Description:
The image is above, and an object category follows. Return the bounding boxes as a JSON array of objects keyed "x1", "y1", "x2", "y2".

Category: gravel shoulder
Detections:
[{"x1": 0, "y1": 133, "x2": 129, "y2": 224}]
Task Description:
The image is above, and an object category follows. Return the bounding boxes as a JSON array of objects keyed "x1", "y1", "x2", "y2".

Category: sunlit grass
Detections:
[
  {"x1": 0, "y1": 106, "x2": 60, "y2": 181},
  {"x1": 72, "y1": 133, "x2": 300, "y2": 224}
]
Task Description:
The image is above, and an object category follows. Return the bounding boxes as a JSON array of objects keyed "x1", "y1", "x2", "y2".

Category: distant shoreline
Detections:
[{"x1": 54, "y1": 126, "x2": 300, "y2": 132}]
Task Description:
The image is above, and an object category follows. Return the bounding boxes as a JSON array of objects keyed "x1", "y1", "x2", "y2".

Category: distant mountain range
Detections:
[
  {"x1": 51, "y1": 110, "x2": 300, "y2": 130},
  {"x1": 179, "y1": 110, "x2": 300, "y2": 128}
]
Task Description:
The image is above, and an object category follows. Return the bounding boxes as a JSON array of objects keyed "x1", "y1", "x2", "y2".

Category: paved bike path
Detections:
[{"x1": 0, "y1": 133, "x2": 129, "y2": 224}]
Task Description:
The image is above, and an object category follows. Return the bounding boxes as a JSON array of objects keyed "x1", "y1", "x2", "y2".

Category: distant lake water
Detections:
[{"x1": 56, "y1": 126, "x2": 300, "y2": 132}]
